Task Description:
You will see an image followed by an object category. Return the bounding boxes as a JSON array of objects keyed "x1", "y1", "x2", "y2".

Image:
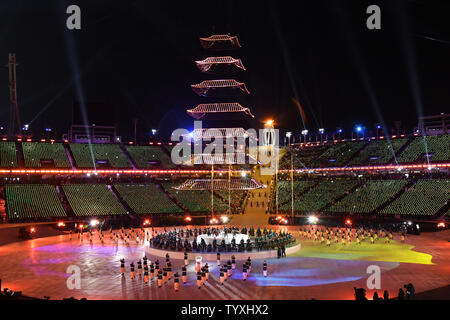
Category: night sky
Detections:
[{"x1": 0, "y1": 0, "x2": 449, "y2": 140}]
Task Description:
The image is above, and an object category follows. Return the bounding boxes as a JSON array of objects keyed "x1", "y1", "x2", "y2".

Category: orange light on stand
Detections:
[
  {"x1": 209, "y1": 217, "x2": 219, "y2": 224},
  {"x1": 345, "y1": 219, "x2": 352, "y2": 226},
  {"x1": 275, "y1": 215, "x2": 282, "y2": 221},
  {"x1": 30, "y1": 227, "x2": 36, "y2": 233},
  {"x1": 437, "y1": 222, "x2": 446, "y2": 228},
  {"x1": 57, "y1": 221, "x2": 66, "y2": 227},
  {"x1": 143, "y1": 219, "x2": 151, "y2": 226},
  {"x1": 184, "y1": 216, "x2": 192, "y2": 222},
  {"x1": 78, "y1": 224, "x2": 84, "y2": 229}
]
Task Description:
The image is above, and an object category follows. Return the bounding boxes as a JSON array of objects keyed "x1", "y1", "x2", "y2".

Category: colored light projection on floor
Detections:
[
  {"x1": 289, "y1": 239, "x2": 433, "y2": 265},
  {"x1": 244, "y1": 257, "x2": 398, "y2": 287}
]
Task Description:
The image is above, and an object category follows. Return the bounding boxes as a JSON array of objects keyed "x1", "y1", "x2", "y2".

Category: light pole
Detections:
[
  {"x1": 354, "y1": 125, "x2": 364, "y2": 139},
  {"x1": 319, "y1": 128, "x2": 325, "y2": 143},
  {"x1": 45, "y1": 128, "x2": 52, "y2": 140},
  {"x1": 301, "y1": 129, "x2": 308, "y2": 143}
]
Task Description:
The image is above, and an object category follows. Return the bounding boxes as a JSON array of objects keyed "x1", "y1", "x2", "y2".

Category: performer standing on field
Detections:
[
  {"x1": 174, "y1": 272, "x2": 180, "y2": 292},
  {"x1": 130, "y1": 262, "x2": 135, "y2": 279},
  {"x1": 120, "y1": 258, "x2": 125, "y2": 276},
  {"x1": 137, "y1": 259, "x2": 142, "y2": 277},
  {"x1": 242, "y1": 263, "x2": 248, "y2": 281},
  {"x1": 143, "y1": 265, "x2": 149, "y2": 283},
  {"x1": 197, "y1": 271, "x2": 202, "y2": 289},
  {"x1": 157, "y1": 271, "x2": 163, "y2": 288},
  {"x1": 150, "y1": 263, "x2": 155, "y2": 281},
  {"x1": 182, "y1": 266, "x2": 187, "y2": 284},
  {"x1": 219, "y1": 267, "x2": 225, "y2": 285},
  {"x1": 263, "y1": 260, "x2": 268, "y2": 277}
]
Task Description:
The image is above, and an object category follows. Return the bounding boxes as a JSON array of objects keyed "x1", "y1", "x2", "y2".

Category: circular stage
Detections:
[
  {"x1": 145, "y1": 242, "x2": 302, "y2": 261},
  {"x1": 196, "y1": 231, "x2": 249, "y2": 246}
]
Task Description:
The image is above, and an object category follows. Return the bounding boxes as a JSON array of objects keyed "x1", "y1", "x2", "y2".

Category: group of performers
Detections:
[
  {"x1": 119, "y1": 253, "x2": 270, "y2": 291},
  {"x1": 150, "y1": 226, "x2": 295, "y2": 253},
  {"x1": 73, "y1": 225, "x2": 295, "y2": 254},
  {"x1": 298, "y1": 225, "x2": 404, "y2": 245}
]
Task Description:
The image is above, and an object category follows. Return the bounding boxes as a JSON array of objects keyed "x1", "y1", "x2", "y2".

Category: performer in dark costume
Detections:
[
  {"x1": 197, "y1": 271, "x2": 202, "y2": 289},
  {"x1": 120, "y1": 258, "x2": 125, "y2": 276},
  {"x1": 137, "y1": 259, "x2": 142, "y2": 277},
  {"x1": 182, "y1": 266, "x2": 187, "y2": 284},
  {"x1": 263, "y1": 260, "x2": 268, "y2": 277},
  {"x1": 174, "y1": 272, "x2": 180, "y2": 292},
  {"x1": 184, "y1": 251, "x2": 189, "y2": 266},
  {"x1": 143, "y1": 265, "x2": 149, "y2": 283}
]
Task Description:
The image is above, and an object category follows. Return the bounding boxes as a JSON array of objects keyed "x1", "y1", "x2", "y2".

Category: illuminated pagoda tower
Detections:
[{"x1": 176, "y1": 34, "x2": 264, "y2": 218}]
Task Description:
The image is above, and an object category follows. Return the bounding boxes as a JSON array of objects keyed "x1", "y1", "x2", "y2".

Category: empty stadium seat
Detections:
[
  {"x1": 328, "y1": 180, "x2": 408, "y2": 213},
  {"x1": 125, "y1": 145, "x2": 175, "y2": 168},
  {"x1": 310, "y1": 141, "x2": 366, "y2": 167},
  {"x1": 62, "y1": 184, "x2": 127, "y2": 216},
  {"x1": 70, "y1": 143, "x2": 131, "y2": 168},
  {"x1": 348, "y1": 139, "x2": 408, "y2": 166},
  {"x1": 0, "y1": 142, "x2": 18, "y2": 167},
  {"x1": 397, "y1": 135, "x2": 450, "y2": 163},
  {"x1": 381, "y1": 179, "x2": 450, "y2": 215},
  {"x1": 278, "y1": 179, "x2": 359, "y2": 212},
  {"x1": 22, "y1": 142, "x2": 71, "y2": 168},
  {"x1": 115, "y1": 184, "x2": 182, "y2": 214},
  {"x1": 162, "y1": 182, "x2": 228, "y2": 213},
  {"x1": 6, "y1": 184, "x2": 67, "y2": 219},
  {"x1": 277, "y1": 180, "x2": 316, "y2": 207}
]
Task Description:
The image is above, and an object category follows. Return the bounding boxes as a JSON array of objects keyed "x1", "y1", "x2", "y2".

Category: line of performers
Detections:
[{"x1": 75, "y1": 226, "x2": 152, "y2": 246}]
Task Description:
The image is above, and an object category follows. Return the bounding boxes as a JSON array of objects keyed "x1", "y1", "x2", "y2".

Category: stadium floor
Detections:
[{"x1": 0, "y1": 227, "x2": 449, "y2": 300}]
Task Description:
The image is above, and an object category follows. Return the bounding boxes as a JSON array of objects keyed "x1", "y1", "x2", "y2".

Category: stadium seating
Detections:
[
  {"x1": 162, "y1": 182, "x2": 228, "y2": 212},
  {"x1": 62, "y1": 184, "x2": 127, "y2": 216},
  {"x1": 381, "y1": 179, "x2": 450, "y2": 215},
  {"x1": 215, "y1": 190, "x2": 247, "y2": 214},
  {"x1": 115, "y1": 184, "x2": 182, "y2": 214},
  {"x1": 397, "y1": 134, "x2": 450, "y2": 163},
  {"x1": 281, "y1": 144, "x2": 331, "y2": 168},
  {"x1": 70, "y1": 143, "x2": 131, "y2": 168},
  {"x1": 22, "y1": 142, "x2": 71, "y2": 168},
  {"x1": 348, "y1": 139, "x2": 409, "y2": 166},
  {"x1": 125, "y1": 145, "x2": 175, "y2": 168},
  {"x1": 6, "y1": 184, "x2": 67, "y2": 219},
  {"x1": 277, "y1": 180, "x2": 316, "y2": 206},
  {"x1": 328, "y1": 180, "x2": 408, "y2": 213},
  {"x1": 310, "y1": 141, "x2": 366, "y2": 167},
  {"x1": 0, "y1": 142, "x2": 18, "y2": 167},
  {"x1": 280, "y1": 179, "x2": 360, "y2": 212}
]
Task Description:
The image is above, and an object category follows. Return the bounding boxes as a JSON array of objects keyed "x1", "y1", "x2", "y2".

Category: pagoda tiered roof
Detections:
[
  {"x1": 199, "y1": 34, "x2": 242, "y2": 50},
  {"x1": 182, "y1": 152, "x2": 260, "y2": 166},
  {"x1": 191, "y1": 79, "x2": 250, "y2": 97},
  {"x1": 195, "y1": 56, "x2": 246, "y2": 73},
  {"x1": 184, "y1": 127, "x2": 257, "y2": 142},
  {"x1": 187, "y1": 102, "x2": 254, "y2": 119},
  {"x1": 173, "y1": 178, "x2": 264, "y2": 191}
]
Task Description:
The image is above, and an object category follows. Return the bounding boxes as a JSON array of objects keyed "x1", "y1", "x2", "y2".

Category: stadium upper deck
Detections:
[
  {"x1": 280, "y1": 133, "x2": 450, "y2": 171},
  {"x1": 0, "y1": 133, "x2": 448, "y2": 172}
]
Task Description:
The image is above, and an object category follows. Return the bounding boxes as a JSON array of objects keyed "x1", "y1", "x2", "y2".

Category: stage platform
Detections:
[{"x1": 145, "y1": 243, "x2": 301, "y2": 261}]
